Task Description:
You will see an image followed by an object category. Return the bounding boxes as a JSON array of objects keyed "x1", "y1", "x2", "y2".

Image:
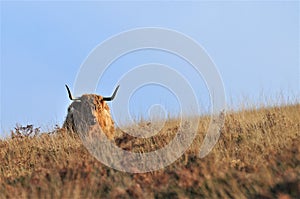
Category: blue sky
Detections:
[{"x1": 1, "y1": 1, "x2": 299, "y2": 137}]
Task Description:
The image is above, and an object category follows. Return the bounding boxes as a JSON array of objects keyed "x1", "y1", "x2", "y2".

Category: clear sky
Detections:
[{"x1": 1, "y1": 1, "x2": 299, "y2": 137}]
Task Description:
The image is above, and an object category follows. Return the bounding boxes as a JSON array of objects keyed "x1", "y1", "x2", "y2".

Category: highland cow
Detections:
[{"x1": 63, "y1": 85, "x2": 120, "y2": 140}]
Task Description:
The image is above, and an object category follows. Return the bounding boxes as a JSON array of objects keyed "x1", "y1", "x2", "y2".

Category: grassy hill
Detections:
[{"x1": 0, "y1": 104, "x2": 299, "y2": 199}]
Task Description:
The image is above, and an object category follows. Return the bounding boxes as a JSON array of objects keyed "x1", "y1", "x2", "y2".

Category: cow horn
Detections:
[
  {"x1": 65, "y1": 85, "x2": 79, "y2": 101},
  {"x1": 103, "y1": 85, "x2": 120, "y2": 101}
]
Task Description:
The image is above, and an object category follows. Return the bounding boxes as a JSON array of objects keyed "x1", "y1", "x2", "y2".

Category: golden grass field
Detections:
[{"x1": 0, "y1": 104, "x2": 299, "y2": 199}]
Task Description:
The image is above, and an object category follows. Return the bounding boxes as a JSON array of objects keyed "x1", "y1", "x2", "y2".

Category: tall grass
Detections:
[{"x1": 0, "y1": 103, "x2": 299, "y2": 198}]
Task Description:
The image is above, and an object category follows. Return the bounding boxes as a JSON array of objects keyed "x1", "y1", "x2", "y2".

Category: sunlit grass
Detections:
[{"x1": 0, "y1": 102, "x2": 299, "y2": 198}]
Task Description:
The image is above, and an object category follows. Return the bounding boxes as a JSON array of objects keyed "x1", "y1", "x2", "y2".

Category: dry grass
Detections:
[{"x1": 0, "y1": 104, "x2": 299, "y2": 199}]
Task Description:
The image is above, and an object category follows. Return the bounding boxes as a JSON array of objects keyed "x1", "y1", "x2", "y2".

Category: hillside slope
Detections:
[{"x1": 0, "y1": 104, "x2": 299, "y2": 199}]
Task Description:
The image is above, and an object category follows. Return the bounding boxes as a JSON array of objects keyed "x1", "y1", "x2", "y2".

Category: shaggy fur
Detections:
[{"x1": 63, "y1": 94, "x2": 115, "y2": 140}]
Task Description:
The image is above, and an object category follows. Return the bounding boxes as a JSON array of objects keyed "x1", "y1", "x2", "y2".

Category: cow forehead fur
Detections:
[{"x1": 63, "y1": 94, "x2": 115, "y2": 140}]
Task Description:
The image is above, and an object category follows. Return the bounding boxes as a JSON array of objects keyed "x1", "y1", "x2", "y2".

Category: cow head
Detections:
[{"x1": 63, "y1": 85, "x2": 120, "y2": 140}]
